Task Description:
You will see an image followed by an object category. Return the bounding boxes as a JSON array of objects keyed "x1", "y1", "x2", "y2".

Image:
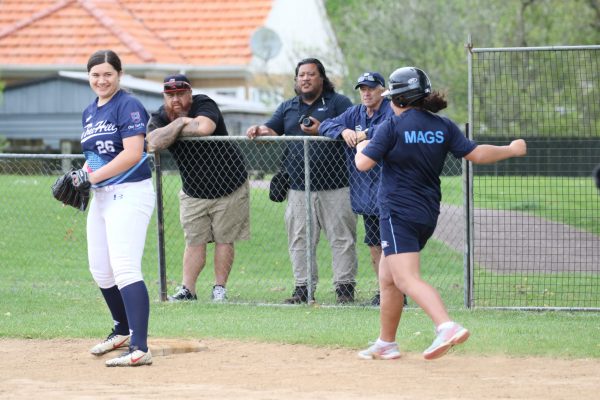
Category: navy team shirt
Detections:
[
  {"x1": 362, "y1": 108, "x2": 477, "y2": 227},
  {"x1": 81, "y1": 89, "x2": 151, "y2": 186}
]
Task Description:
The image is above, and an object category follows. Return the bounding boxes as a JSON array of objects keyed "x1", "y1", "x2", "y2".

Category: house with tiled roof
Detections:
[
  {"x1": 0, "y1": 0, "x2": 345, "y2": 151},
  {"x1": 0, "y1": 0, "x2": 344, "y2": 101}
]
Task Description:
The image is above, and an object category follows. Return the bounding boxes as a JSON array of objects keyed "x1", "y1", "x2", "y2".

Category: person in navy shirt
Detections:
[
  {"x1": 72, "y1": 49, "x2": 155, "y2": 367},
  {"x1": 246, "y1": 58, "x2": 358, "y2": 304},
  {"x1": 355, "y1": 67, "x2": 527, "y2": 361},
  {"x1": 319, "y1": 71, "x2": 394, "y2": 306}
]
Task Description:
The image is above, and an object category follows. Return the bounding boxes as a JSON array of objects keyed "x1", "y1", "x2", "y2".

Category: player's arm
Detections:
[
  {"x1": 88, "y1": 135, "x2": 146, "y2": 184},
  {"x1": 464, "y1": 139, "x2": 527, "y2": 164},
  {"x1": 146, "y1": 117, "x2": 188, "y2": 151},
  {"x1": 355, "y1": 140, "x2": 378, "y2": 171},
  {"x1": 180, "y1": 115, "x2": 217, "y2": 137}
]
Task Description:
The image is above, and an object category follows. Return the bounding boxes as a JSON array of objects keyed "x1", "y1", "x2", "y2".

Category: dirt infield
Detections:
[{"x1": 1, "y1": 338, "x2": 598, "y2": 399}]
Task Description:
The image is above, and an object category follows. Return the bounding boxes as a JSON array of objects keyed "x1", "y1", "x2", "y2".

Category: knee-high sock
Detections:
[
  {"x1": 119, "y1": 281, "x2": 150, "y2": 352},
  {"x1": 100, "y1": 285, "x2": 129, "y2": 336}
]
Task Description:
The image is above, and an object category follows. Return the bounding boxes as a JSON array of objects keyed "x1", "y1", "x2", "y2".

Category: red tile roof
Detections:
[{"x1": 0, "y1": 0, "x2": 272, "y2": 67}]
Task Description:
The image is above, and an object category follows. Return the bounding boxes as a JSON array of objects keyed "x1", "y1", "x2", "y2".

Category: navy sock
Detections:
[
  {"x1": 119, "y1": 281, "x2": 150, "y2": 352},
  {"x1": 99, "y1": 285, "x2": 129, "y2": 335}
]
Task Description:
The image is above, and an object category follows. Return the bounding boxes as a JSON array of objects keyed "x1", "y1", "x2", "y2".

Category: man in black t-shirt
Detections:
[{"x1": 147, "y1": 74, "x2": 249, "y2": 302}]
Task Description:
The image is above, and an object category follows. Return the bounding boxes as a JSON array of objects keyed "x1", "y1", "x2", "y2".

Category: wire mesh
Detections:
[{"x1": 469, "y1": 46, "x2": 600, "y2": 309}]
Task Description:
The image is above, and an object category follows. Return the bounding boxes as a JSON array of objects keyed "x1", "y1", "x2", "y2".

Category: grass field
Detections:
[{"x1": 0, "y1": 173, "x2": 599, "y2": 359}]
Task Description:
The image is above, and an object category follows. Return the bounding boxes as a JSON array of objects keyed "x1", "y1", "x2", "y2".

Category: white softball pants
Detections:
[{"x1": 86, "y1": 179, "x2": 155, "y2": 289}]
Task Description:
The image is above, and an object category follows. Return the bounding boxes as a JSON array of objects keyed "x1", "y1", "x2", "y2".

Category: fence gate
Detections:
[{"x1": 467, "y1": 43, "x2": 600, "y2": 310}]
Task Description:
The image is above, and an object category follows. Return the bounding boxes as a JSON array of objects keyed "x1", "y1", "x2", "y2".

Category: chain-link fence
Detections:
[
  {"x1": 0, "y1": 137, "x2": 466, "y2": 307},
  {"x1": 468, "y1": 44, "x2": 600, "y2": 309}
]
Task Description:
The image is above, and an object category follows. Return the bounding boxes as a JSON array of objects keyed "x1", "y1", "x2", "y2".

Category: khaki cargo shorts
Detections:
[{"x1": 179, "y1": 180, "x2": 250, "y2": 245}]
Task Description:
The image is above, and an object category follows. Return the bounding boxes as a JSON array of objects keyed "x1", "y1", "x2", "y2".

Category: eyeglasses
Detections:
[
  {"x1": 357, "y1": 74, "x2": 383, "y2": 86},
  {"x1": 163, "y1": 81, "x2": 191, "y2": 93}
]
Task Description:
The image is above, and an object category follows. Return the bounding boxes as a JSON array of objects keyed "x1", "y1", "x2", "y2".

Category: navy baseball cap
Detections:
[
  {"x1": 163, "y1": 74, "x2": 192, "y2": 92},
  {"x1": 354, "y1": 71, "x2": 385, "y2": 89}
]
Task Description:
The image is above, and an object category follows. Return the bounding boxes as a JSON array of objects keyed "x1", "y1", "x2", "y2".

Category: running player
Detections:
[
  {"x1": 355, "y1": 67, "x2": 526, "y2": 360},
  {"x1": 72, "y1": 49, "x2": 155, "y2": 367}
]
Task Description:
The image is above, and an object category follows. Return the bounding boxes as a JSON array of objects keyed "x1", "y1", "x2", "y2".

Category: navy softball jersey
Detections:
[
  {"x1": 81, "y1": 89, "x2": 151, "y2": 186},
  {"x1": 362, "y1": 108, "x2": 477, "y2": 227}
]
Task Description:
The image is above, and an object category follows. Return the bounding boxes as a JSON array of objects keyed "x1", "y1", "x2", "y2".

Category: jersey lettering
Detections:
[{"x1": 404, "y1": 130, "x2": 445, "y2": 144}]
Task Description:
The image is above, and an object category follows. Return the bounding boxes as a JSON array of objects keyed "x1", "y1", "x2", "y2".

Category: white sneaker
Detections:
[
  {"x1": 90, "y1": 330, "x2": 130, "y2": 356},
  {"x1": 105, "y1": 348, "x2": 152, "y2": 367},
  {"x1": 212, "y1": 285, "x2": 227, "y2": 302},
  {"x1": 358, "y1": 341, "x2": 401, "y2": 360},
  {"x1": 423, "y1": 322, "x2": 470, "y2": 360}
]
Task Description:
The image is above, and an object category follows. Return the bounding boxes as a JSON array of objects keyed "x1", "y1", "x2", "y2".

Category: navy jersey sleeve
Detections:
[
  {"x1": 117, "y1": 97, "x2": 149, "y2": 139},
  {"x1": 445, "y1": 119, "x2": 477, "y2": 158},
  {"x1": 362, "y1": 119, "x2": 394, "y2": 162}
]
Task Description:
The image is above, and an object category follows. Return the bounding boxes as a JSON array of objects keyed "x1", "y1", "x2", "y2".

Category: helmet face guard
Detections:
[{"x1": 383, "y1": 67, "x2": 431, "y2": 106}]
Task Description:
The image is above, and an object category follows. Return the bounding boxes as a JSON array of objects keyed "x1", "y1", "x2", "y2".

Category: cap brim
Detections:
[
  {"x1": 381, "y1": 89, "x2": 391, "y2": 97},
  {"x1": 355, "y1": 81, "x2": 380, "y2": 90}
]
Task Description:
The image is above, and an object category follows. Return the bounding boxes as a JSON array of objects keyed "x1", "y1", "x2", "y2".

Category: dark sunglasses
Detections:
[
  {"x1": 357, "y1": 74, "x2": 383, "y2": 86},
  {"x1": 163, "y1": 81, "x2": 191, "y2": 92}
]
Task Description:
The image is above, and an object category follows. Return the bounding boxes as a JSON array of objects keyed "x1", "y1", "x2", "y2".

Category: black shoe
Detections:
[
  {"x1": 336, "y1": 283, "x2": 355, "y2": 304},
  {"x1": 168, "y1": 286, "x2": 197, "y2": 301},
  {"x1": 404, "y1": 294, "x2": 408, "y2": 306},
  {"x1": 370, "y1": 292, "x2": 380, "y2": 306},
  {"x1": 283, "y1": 286, "x2": 314, "y2": 304}
]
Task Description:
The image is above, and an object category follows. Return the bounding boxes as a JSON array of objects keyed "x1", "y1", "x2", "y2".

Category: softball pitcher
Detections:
[{"x1": 72, "y1": 49, "x2": 155, "y2": 367}]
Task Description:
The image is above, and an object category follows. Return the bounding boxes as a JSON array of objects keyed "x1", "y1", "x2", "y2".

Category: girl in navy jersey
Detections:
[
  {"x1": 355, "y1": 67, "x2": 526, "y2": 360},
  {"x1": 71, "y1": 50, "x2": 155, "y2": 367}
]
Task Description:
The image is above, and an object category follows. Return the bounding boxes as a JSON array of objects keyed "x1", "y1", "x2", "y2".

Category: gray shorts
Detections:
[{"x1": 179, "y1": 180, "x2": 250, "y2": 245}]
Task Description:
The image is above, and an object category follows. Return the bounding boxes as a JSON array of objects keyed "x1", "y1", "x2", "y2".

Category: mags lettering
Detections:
[{"x1": 404, "y1": 130, "x2": 445, "y2": 144}]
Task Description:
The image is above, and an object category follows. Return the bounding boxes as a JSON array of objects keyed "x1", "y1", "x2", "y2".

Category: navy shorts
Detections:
[
  {"x1": 362, "y1": 214, "x2": 381, "y2": 246},
  {"x1": 380, "y1": 214, "x2": 436, "y2": 256}
]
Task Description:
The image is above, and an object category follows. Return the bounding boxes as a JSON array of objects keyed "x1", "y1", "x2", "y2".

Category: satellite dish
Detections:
[{"x1": 250, "y1": 27, "x2": 282, "y2": 61}]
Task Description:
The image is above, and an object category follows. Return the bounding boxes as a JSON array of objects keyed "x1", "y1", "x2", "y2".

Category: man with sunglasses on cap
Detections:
[
  {"x1": 319, "y1": 71, "x2": 394, "y2": 306},
  {"x1": 147, "y1": 74, "x2": 249, "y2": 302}
]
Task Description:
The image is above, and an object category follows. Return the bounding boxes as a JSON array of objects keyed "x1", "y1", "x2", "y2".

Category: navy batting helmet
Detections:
[{"x1": 382, "y1": 67, "x2": 431, "y2": 106}]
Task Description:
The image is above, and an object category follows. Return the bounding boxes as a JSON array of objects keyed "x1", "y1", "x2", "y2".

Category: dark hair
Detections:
[
  {"x1": 294, "y1": 58, "x2": 335, "y2": 93},
  {"x1": 86, "y1": 50, "x2": 122, "y2": 73},
  {"x1": 392, "y1": 90, "x2": 448, "y2": 113}
]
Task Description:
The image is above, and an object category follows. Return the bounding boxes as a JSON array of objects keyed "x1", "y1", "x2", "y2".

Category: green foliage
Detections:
[{"x1": 325, "y1": 0, "x2": 600, "y2": 125}]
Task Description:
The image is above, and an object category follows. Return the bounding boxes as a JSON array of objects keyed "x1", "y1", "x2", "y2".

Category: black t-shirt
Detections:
[{"x1": 148, "y1": 94, "x2": 247, "y2": 199}]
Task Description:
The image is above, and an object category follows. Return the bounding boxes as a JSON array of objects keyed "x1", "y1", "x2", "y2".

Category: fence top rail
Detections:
[
  {"x1": 471, "y1": 44, "x2": 600, "y2": 53},
  {"x1": 180, "y1": 135, "x2": 333, "y2": 142},
  {"x1": 0, "y1": 153, "x2": 85, "y2": 160}
]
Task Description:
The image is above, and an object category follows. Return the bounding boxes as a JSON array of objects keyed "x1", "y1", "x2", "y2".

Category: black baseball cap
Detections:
[
  {"x1": 354, "y1": 71, "x2": 385, "y2": 89},
  {"x1": 163, "y1": 74, "x2": 192, "y2": 92}
]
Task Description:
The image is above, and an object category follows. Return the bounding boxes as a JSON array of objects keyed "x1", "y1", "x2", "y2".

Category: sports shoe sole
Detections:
[
  {"x1": 423, "y1": 328, "x2": 470, "y2": 361},
  {"x1": 358, "y1": 351, "x2": 401, "y2": 360}
]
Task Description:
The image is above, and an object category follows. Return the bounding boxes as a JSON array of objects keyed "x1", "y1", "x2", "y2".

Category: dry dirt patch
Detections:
[{"x1": 0, "y1": 338, "x2": 598, "y2": 399}]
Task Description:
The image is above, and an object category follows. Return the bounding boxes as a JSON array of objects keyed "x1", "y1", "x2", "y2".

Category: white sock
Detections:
[
  {"x1": 375, "y1": 338, "x2": 396, "y2": 347},
  {"x1": 436, "y1": 321, "x2": 455, "y2": 332}
]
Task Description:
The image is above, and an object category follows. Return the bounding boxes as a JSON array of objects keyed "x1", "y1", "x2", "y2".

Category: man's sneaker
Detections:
[
  {"x1": 283, "y1": 286, "x2": 314, "y2": 304},
  {"x1": 370, "y1": 292, "x2": 380, "y2": 306},
  {"x1": 358, "y1": 342, "x2": 401, "y2": 360},
  {"x1": 336, "y1": 283, "x2": 355, "y2": 304},
  {"x1": 90, "y1": 330, "x2": 130, "y2": 356},
  {"x1": 105, "y1": 347, "x2": 152, "y2": 367},
  {"x1": 212, "y1": 285, "x2": 227, "y2": 302},
  {"x1": 423, "y1": 322, "x2": 470, "y2": 360},
  {"x1": 168, "y1": 286, "x2": 197, "y2": 302}
]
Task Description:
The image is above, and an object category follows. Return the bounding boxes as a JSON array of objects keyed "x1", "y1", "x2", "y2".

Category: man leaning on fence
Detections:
[
  {"x1": 147, "y1": 74, "x2": 249, "y2": 302},
  {"x1": 319, "y1": 71, "x2": 394, "y2": 306},
  {"x1": 246, "y1": 58, "x2": 358, "y2": 304}
]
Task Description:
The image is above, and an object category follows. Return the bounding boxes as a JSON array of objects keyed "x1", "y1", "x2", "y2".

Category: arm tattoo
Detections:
[
  {"x1": 180, "y1": 120, "x2": 201, "y2": 137},
  {"x1": 147, "y1": 118, "x2": 186, "y2": 150}
]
